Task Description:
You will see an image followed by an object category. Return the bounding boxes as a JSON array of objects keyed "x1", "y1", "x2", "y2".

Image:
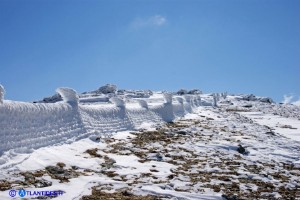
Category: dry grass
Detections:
[
  {"x1": 0, "y1": 181, "x2": 11, "y2": 191},
  {"x1": 81, "y1": 187, "x2": 161, "y2": 200},
  {"x1": 85, "y1": 148, "x2": 102, "y2": 158}
]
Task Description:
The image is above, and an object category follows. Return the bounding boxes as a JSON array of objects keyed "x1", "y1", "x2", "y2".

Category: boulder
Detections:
[
  {"x1": 177, "y1": 89, "x2": 188, "y2": 95},
  {"x1": 187, "y1": 89, "x2": 202, "y2": 95},
  {"x1": 97, "y1": 84, "x2": 117, "y2": 94}
]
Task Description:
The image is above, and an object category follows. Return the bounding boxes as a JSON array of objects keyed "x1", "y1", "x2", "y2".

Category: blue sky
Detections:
[{"x1": 0, "y1": 0, "x2": 299, "y2": 102}]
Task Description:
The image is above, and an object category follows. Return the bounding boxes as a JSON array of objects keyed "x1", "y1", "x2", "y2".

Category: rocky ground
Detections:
[{"x1": 0, "y1": 104, "x2": 300, "y2": 199}]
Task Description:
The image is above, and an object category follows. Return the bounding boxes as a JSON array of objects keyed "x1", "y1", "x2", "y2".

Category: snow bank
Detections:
[
  {"x1": 163, "y1": 93, "x2": 173, "y2": 104},
  {"x1": 137, "y1": 99, "x2": 148, "y2": 109},
  {"x1": 197, "y1": 95, "x2": 202, "y2": 106},
  {"x1": 151, "y1": 103, "x2": 175, "y2": 122},
  {"x1": 184, "y1": 95, "x2": 193, "y2": 113},
  {"x1": 0, "y1": 101, "x2": 83, "y2": 154},
  {"x1": 0, "y1": 84, "x2": 4, "y2": 104},
  {"x1": 0, "y1": 88, "x2": 202, "y2": 154},
  {"x1": 184, "y1": 95, "x2": 191, "y2": 103},
  {"x1": 175, "y1": 97, "x2": 184, "y2": 104},
  {"x1": 110, "y1": 97, "x2": 125, "y2": 108},
  {"x1": 173, "y1": 97, "x2": 185, "y2": 117},
  {"x1": 56, "y1": 87, "x2": 79, "y2": 106},
  {"x1": 79, "y1": 104, "x2": 133, "y2": 136}
]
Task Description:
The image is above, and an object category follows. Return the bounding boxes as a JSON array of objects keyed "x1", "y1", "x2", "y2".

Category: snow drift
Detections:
[
  {"x1": 0, "y1": 88, "x2": 201, "y2": 154},
  {"x1": 0, "y1": 85, "x2": 4, "y2": 104}
]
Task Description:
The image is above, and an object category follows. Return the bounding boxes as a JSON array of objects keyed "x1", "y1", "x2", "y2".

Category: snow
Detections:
[
  {"x1": 56, "y1": 87, "x2": 79, "y2": 105},
  {"x1": 239, "y1": 112, "x2": 300, "y2": 142},
  {"x1": 136, "y1": 99, "x2": 148, "y2": 109},
  {"x1": 109, "y1": 97, "x2": 125, "y2": 108},
  {"x1": 0, "y1": 89, "x2": 198, "y2": 156},
  {"x1": 0, "y1": 87, "x2": 299, "y2": 199},
  {"x1": 163, "y1": 93, "x2": 173, "y2": 104},
  {"x1": 0, "y1": 84, "x2": 4, "y2": 104}
]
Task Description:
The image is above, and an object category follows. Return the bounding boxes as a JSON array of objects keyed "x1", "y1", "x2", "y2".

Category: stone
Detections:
[{"x1": 97, "y1": 84, "x2": 117, "y2": 94}]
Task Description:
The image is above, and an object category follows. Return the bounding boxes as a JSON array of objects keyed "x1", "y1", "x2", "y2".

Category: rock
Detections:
[
  {"x1": 102, "y1": 156, "x2": 116, "y2": 169},
  {"x1": 46, "y1": 166, "x2": 65, "y2": 175},
  {"x1": 242, "y1": 94, "x2": 274, "y2": 104},
  {"x1": 35, "y1": 93, "x2": 62, "y2": 103},
  {"x1": 237, "y1": 144, "x2": 247, "y2": 155},
  {"x1": 265, "y1": 131, "x2": 275, "y2": 136},
  {"x1": 259, "y1": 97, "x2": 274, "y2": 104},
  {"x1": 222, "y1": 194, "x2": 238, "y2": 200},
  {"x1": 177, "y1": 130, "x2": 187, "y2": 135},
  {"x1": 177, "y1": 89, "x2": 188, "y2": 95},
  {"x1": 34, "y1": 179, "x2": 52, "y2": 188},
  {"x1": 45, "y1": 165, "x2": 78, "y2": 182},
  {"x1": 242, "y1": 104, "x2": 253, "y2": 108},
  {"x1": 71, "y1": 166, "x2": 79, "y2": 170},
  {"x1": 97, "y1": 84, "x2": 117, "y2": 94},
  {"x1": 280, "y1": 125, "x2": 297, "y2": 129},
  {"x1": 242, "y1": 94, "x2": 257, "y2": 101},
  {"x1": 187, "y1": 89, "x2": 202, "y2": 95},
  {"x1": 121, "y1": 190, "x2": 133, "y2": 196},
  {"x1": 156, "y1": 153, "x2": 163, "y2": 161}
]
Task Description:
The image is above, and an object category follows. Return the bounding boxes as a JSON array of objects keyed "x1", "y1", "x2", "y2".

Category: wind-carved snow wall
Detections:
[
  {"x1": 56, "y1": 87, "x2": 79, "y2": 106},
  {"x1": 0, "y1": 85, "x2": 4, "y2": 104},
  {"x1": 150, "y1": 93, "x2": 175, "y2": 123},
  {"x1": 173, "y1": 97, "x2": 185, "y2": 117},
  {"x1": 137, "y1": 100, "x2": 148, "y2": 109},
  {"x1": 110, "y1": 97, "x2": 125, "y2": 108},
  {"x1": 0, "y1": 88, "x2": 201, "y2": 155},
  {"x1": 184, "y1": 95, "x2": 193, "y2": 113}
]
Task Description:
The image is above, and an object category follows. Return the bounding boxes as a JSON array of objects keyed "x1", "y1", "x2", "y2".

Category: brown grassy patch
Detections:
[
  {"x1": 81, "y1": 187, "x2": 161, "y2": 200},
  {"x1": 0, "y1": 180, "x2": 11, "y2": 191},
  {"x1": 85, "y1": 148, "x2": 102, "y2": 158}
]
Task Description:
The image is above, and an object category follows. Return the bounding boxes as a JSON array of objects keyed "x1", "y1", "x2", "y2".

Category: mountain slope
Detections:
[{"x1": 0, "y1": 86, "x2": 299, "y2": 199}]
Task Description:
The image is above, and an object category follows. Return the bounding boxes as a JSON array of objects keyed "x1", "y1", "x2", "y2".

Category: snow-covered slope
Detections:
[{"x1": 0, "y1": 85, "x2": 299, "y2": 200}]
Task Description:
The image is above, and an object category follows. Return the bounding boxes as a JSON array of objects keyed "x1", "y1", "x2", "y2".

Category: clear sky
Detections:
[{"x1": 0, "y1": 0, "x2": 299, "y2": 102}]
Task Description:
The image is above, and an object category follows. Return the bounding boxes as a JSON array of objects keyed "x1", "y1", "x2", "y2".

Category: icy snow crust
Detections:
[{"x1": 0, "y1": 89, "x2": 201, "y2": 155}]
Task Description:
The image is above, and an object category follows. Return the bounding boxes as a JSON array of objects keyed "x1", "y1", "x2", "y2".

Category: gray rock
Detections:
[
  {"x1": 34, "y1": 179, "x2": 52, "y2": 188},
  {"x1": 187, "y1": 89, "x2": 202, "y2": 94},
  {"x1": 45, "y1": 166, "x2": 65, "y2": 175},
  {"x1": 177, "y1": 89, "x2": 188, "y2": 95},
  {"x1": 97, "y1": 84, "x2": 117, "y2": 94},
  {"x1": 237, "y1": 144, "x2": 247, "y2": 155},
  {"x1": 34, "y1": 93, "x2": 62, "y2": 103}
]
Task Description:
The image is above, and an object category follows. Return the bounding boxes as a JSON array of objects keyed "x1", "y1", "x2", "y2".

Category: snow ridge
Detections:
[
  {"x1": 0, "y1": 84, "x2": 4, "y2": 104},
  {"x1": 0, "y1": 88, "x2": 200, "y2": 155}
]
